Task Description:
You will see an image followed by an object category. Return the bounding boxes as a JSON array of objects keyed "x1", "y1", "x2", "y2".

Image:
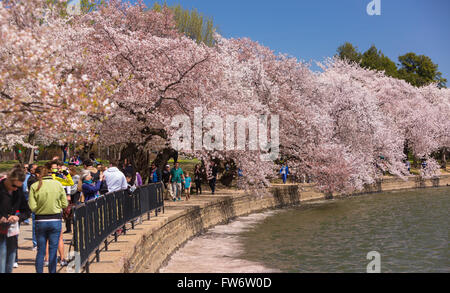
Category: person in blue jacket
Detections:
[
  {"x1": 150, "y1": 163, "x2": 161, "y2": 183},
  {"x1": 279, "y1": 164, "x2": 289, "y2": 184},
  {"x1": 81, "y1": 172, "x2": 104, "y2": 202}
]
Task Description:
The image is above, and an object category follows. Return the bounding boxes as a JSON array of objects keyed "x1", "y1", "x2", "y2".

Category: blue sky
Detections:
[{"x1": 142, "y1": 0, "x2": 450, "y2": 81}]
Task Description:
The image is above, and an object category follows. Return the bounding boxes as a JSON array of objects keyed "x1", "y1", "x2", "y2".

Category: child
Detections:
[
  {"x1": 125, "y1": 173, "x2": 136, "y2": 193},
  {"x1": 184, "y1": 172, "x2": 192, "y2": 201}
]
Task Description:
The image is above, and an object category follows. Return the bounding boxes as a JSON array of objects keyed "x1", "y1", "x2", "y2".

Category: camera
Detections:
[{"x1": 62, "y1": 170, "x2": 69, "y2": 176}]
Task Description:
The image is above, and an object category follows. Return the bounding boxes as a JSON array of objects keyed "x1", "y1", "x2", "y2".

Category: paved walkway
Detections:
[{"x1": 13, "y1": 188, "x2": 243, "y2": 273}]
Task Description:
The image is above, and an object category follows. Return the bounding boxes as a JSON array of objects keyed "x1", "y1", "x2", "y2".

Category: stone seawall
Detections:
[
  {"x1": 74, "y1": 174, "x2": 449, "y2": 273},
  {"x1": 124, "y1": 174, "x2": 449, "y2": 273},
  {"x1": 125, "y1": 185, "x2": 299, "y2": 273},
  {"x1": 298, "y1": 174, "x2": 450, "y2": 202}
]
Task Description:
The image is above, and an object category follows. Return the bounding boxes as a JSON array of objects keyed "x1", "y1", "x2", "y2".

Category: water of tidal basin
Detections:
[{"x1": 159, "y1": 187, "x2": 449, "y2": 273}]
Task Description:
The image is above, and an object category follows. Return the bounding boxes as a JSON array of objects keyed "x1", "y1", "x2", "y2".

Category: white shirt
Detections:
[{"x1": 103, "y1": 167, "x2": 128, "y2": 193}]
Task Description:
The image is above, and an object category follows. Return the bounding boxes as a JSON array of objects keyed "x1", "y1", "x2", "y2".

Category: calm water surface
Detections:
[{"x1": 160, "y1": 187, "x2": 449, "y2": 273}]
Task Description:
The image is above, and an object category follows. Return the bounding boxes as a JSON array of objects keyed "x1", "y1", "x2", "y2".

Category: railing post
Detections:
[{"x1": 74, "y1": 184, "x2": 166, "y2": 275}]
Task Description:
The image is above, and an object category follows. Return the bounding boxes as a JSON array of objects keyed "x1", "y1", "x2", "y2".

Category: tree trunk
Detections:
[
  {"x1": 153, "y1": 147, "x2": 178, "y2": 171},
  {"x1": 119, "y1": 143, "x2": 175, "y2": 184},
  {"x1": 412, "y1": 155, "x2": 419, "y2": 169},
  {"x1": 441, "y1": 147, "x2": 447, "y2": 169},
  {"x1": 82, "y1": 142, "x2": 94, "y2": 162},
  {"x1": 219, "y1": 159, "x2": 236, "y2": 187},
  {"x1": 24, "y1": 132, "x2": 36, "y2": 164}
]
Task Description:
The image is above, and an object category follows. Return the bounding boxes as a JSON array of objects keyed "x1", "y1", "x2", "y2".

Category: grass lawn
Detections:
[
  {"x1": 167, "y1": 158, "x2": 201, "y2": 176},
  {"x1": 0, "y1": 160, "x2": 51, "y2": 174}
]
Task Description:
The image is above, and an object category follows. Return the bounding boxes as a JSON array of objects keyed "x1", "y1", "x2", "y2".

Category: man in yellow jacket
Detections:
[{"x1": 49, "y1": 161, "x2": 74, "y2": 187}]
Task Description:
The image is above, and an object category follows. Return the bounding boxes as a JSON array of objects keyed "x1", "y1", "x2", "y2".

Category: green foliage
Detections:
[
  {"x1": 336, "y1": 42, "x2": 362, "y2": 64},
  {"x1": 336, "y1": 42, "x2": 447, "y2": 88},
  {"x1": 398, "y1": 52, "x2": 447, "y2": 88},
  {"x1": 360, "y1": 45, "x2": 398, "y2": 78},
  {"x1": 0, "y1": 160, "x2": 50, "y2": 173},
  {"x1": 152, "y1": 1, "x2": 217, "y2": 47}
]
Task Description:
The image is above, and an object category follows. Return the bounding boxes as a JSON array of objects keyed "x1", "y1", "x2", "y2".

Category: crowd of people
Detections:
[
  {"x1": 0, "y1": 154, "x2": 142, "y2": 273},
  {"x1": 158, "y1": 162, "x2": 219, "y2": 202},
  {"x1": 0, "y1": 153, "x2": 228, "y2": 274}
]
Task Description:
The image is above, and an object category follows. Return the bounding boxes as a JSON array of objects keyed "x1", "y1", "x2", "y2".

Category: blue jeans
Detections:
[
  {"x1": 32, "y1": 213, "x2": 37, "y2": 247},
  {"x1": 171, "y1": 182, "x2": 182, "y2": 199},
  {"x1": 209, "y1": 178, "x2": 216, "y2": 194},
  {"x1": 0, "y1": 234, "x2": 17, "y2": 273},
  {"x1": 35, "y1": 220, "x2": 61, "y2": 273}
]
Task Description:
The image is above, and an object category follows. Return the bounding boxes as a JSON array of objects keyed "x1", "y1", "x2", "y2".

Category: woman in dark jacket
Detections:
[
  {"x1": 0, "y1": 167, "x2": 31, "y2": 273},
  {"x1": 194, "y1": 165, "x2": 204, "y2": 195},
  {"x1": 81, "y1": 172, "x2": 104, "y2": 202}
]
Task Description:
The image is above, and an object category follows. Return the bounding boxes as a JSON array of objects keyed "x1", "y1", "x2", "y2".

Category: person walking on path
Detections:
[
  {"x1": 184, "y1": 172, "x2": 192, "y2": 201},
  {"x1": 405, "y1": 160, "x2": 411, "y2": 174},
  {"x1": 46, "y1": 161, "x2": 73, "y2": 266},
  {"x1": 26, "y1": 164, "x2": 38, "y2": 250},
  {"x1": 150, "y1": 163, "x2": 162, "y2": 184},
  {"x1": 237, "y1": 168, "x2": 244, "y2": 190},
  {"x1": 194, "y1": 165, "x2": 203, "y2": 195},
  {"x1": 162, "y1": 165, "x2": 172, "y2": 200},
  {"x1": 103, "y1": 160, "x2": 128, "y2": 193},
  {"x1": 28, "y1": 166, "x2": 68, "y2": 273},
  {"x1": 208, "y1": 161, "x2": 218, "y2": 195},
  {"x1": 279, "y1": 163, "x2": 289, "y2": 184},
  {"x1": 0, "y1": 167, "x2": 31, "y2": 273},
  {"x1": 169, "y1": 162, "x2": 184, "y2": 202}
]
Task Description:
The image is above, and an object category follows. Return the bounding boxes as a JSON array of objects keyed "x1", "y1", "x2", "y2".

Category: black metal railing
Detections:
[{"x1": 72, "y1": 183, "x2": 164, "y2": 272}]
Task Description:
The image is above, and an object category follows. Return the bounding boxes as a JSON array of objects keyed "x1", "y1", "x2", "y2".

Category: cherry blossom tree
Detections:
[
  {"x1": 0, "y1": 0, "x2": 111, "y2": 150},
  {"x1": 3, "y1": 0, "x2": 447, "y2": 192}
]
